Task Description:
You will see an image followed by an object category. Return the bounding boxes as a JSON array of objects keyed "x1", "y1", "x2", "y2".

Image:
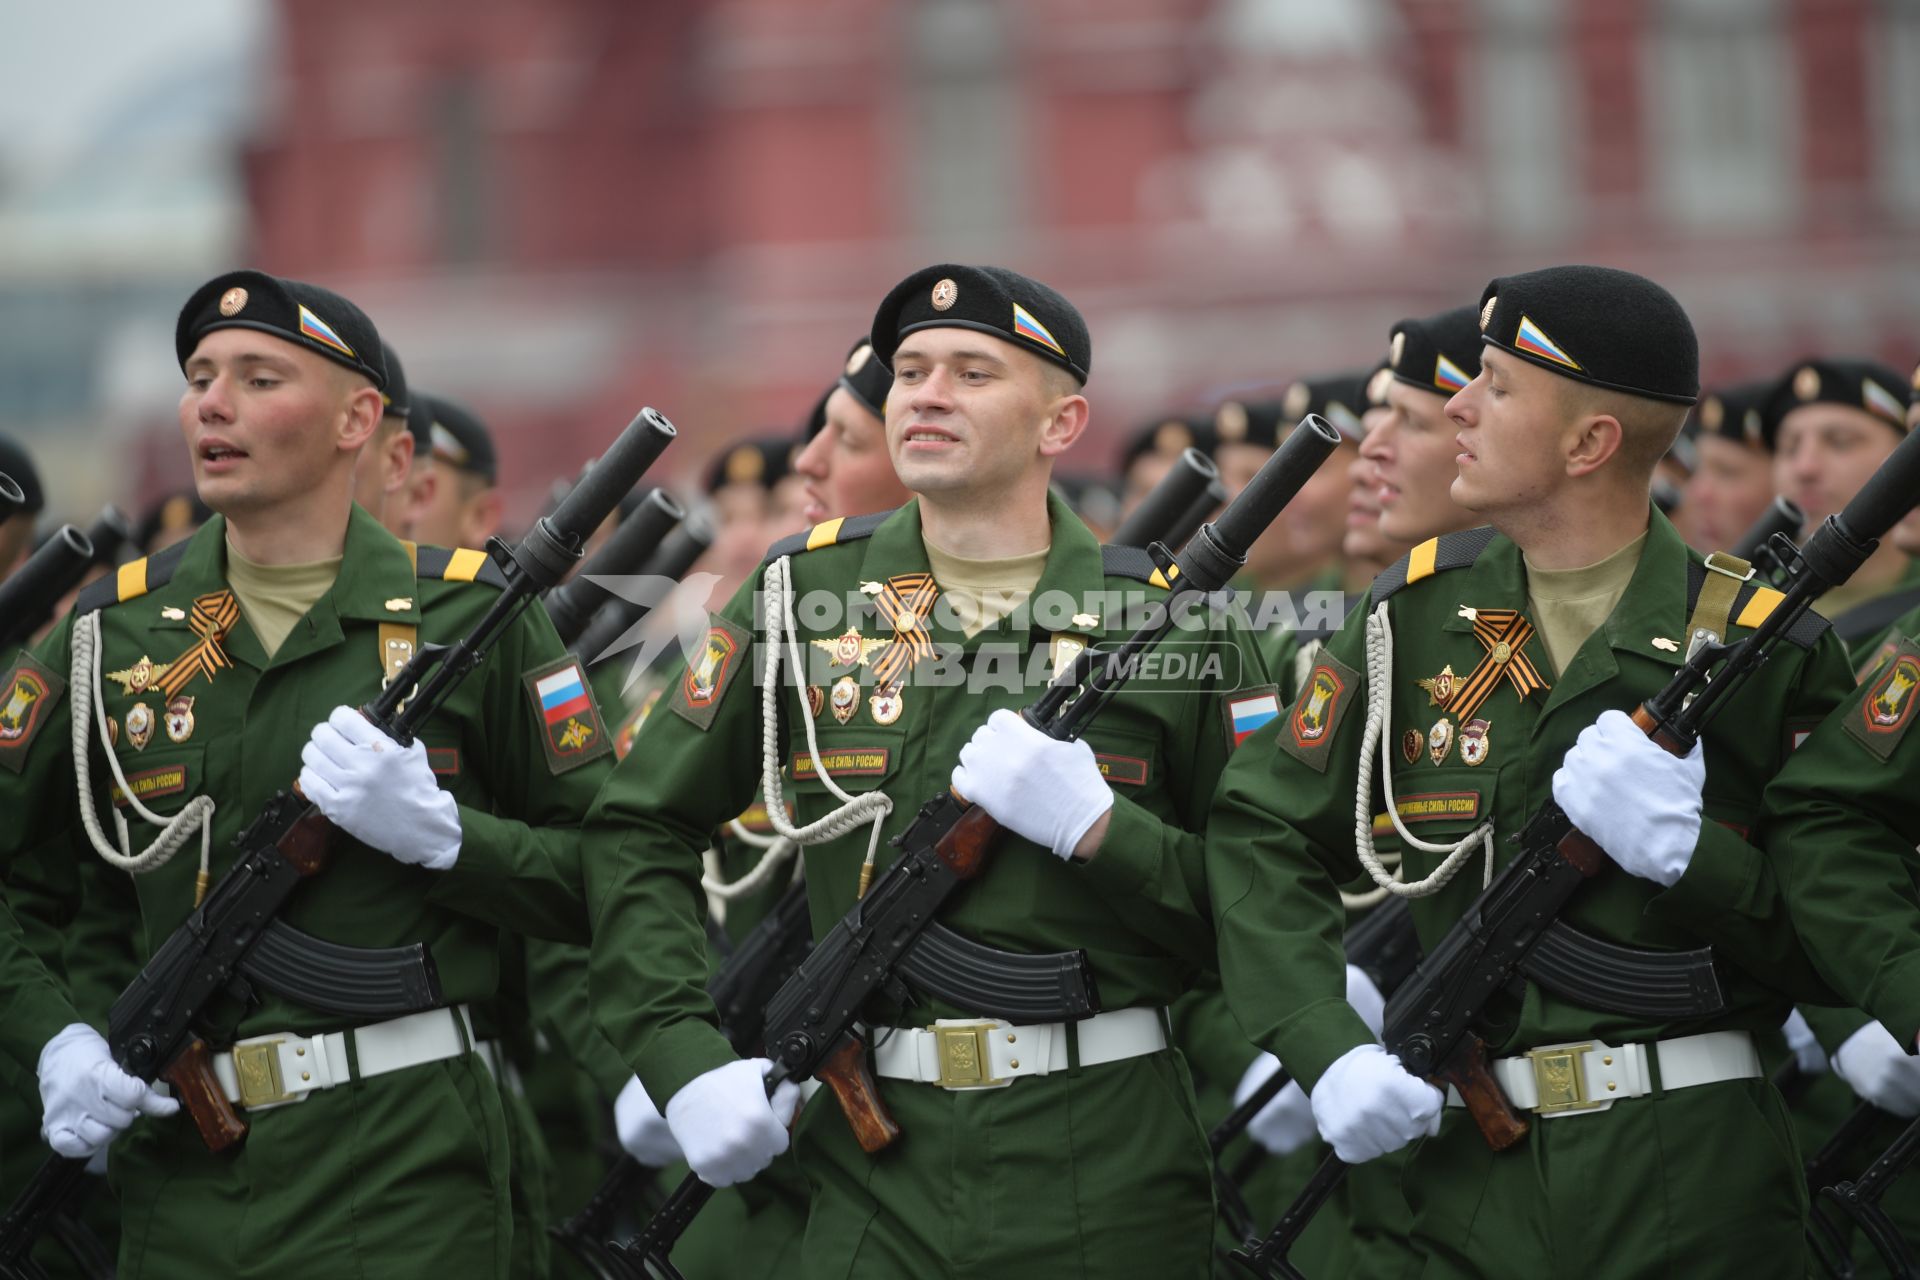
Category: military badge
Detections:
[
  {"x1": 126, "y1": 701, "x2": 155, "y2": 752},
  {"x1": 1277, "y1": 652, "x2": 1360, "y2": 773},
  {"x1": 1459, "y1": 717, "x2": 1490, "y2": 766},
  {"x1": 107, "y1": 716, "x2": 120, "y2": 748},
  {"x1": 1427, "y1": 717, "x2": 1454, "y2": 766},
  {"x1": 164, "y1": 695, "x2": 195, "y2": 744},
  {"x1": 106, "y1": 654, "x2": 172, "y2": 697},
  {"x1": 869, "y1": 687, "x2": 903, "y2": 725},
  {"x1": 1848, "y1": 639, "x2": 1920, "y2": 759},
  {"x1": 524, "y1": 656, "x2": 613, "y2": 773},
  {"x1": 1401, "y1": 728, "x2": 1422, "y2": 765},
  {"x1": 813, "y1": 626, "x2": 884, "y2": 670},
  {"x1": 1793, "y1": 365, "x2": 1821, "y2": 401},
  {"x1": 218, "y1": 286, "x2": 247, "y2": 316},
  {"x1": 1049, "y1": 632, "x2": 1088, "y2": 684},
  {"x1": 0, "y1": 652, "x2": 64, "y2": 773},
  {"x1": 931, "y1": 278, "x2": 958, "y2": 311},
  {"x1": 806, "y1": 684, "x2": 826, "y2": 721},
  {"x1": 830, "y1": 676, "x2": 859, "y2": 726},
  {"x1": 670, "y1": 614, "x2": 751, "y2": 732},
  {"x1": 1416, "y1": 665, "x2": 1455, "y2": 707},
  {"x1": 159, "y1": 607, "x2": 186, "y2": 622},
  {"x1": 1650, "y1": 637, "x2": 1679, "y2": 653}
]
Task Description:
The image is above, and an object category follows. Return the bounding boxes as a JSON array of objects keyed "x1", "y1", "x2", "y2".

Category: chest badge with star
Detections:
[
  {"x1": 106, "y1": 655, "x2": 172, "y2": 697},
  {"x1": 813, "y1": 627, "x2": 886, "y2": 670}
]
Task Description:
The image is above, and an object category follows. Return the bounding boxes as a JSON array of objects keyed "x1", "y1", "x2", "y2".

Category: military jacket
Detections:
[
  {"x1": 1208, "y1": 510, "x2": 1856, "y2": 1090},
  {"x1": 0, "y1": 506, "x2": 608, "y2": 1064},
  {"x1": 584, "y1": 494, "x2": 1274, "y2": 1103},
  {"x1": 1763, "y1": 619, "x2": 1920, "y2": 1047}
]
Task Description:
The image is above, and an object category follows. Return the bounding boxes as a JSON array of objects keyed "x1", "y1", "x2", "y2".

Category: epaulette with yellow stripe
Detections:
[
  {"x1": 1695, "y1": 560, "x2": 1829, "y2": 649},
  {"x1": 1371, "y1": 527, "x2": 1498, "y2": 607},
  {"x1": 415, "y1": 545, "x2": 510, "y2": 589},
  {"x1": 76, "y1": 539, "x2": 193, "y2": 613},
  {"x1": 762, "y1": 509, "x2": 898, "y2": 563},
  {"x1": 1100, "y1": 544, "x2": 1179, "y2": 590}
]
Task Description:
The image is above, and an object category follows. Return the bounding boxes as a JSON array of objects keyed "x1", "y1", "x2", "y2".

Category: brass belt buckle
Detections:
[
  {"x1": 232, "y1": 1038, "x2": 297, "y2": 1109},
  {"x1": 1525, "y1": 1041, "x2": 1600, "y2": 1115},
  {"x1": 932, "y1": 1022, "x2": 1002, "y2": 1089}
]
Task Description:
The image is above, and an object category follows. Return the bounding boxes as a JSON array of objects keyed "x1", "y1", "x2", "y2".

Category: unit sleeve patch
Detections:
[
  {"x1": 669, "y1": 614, "x2": 752, "y2": 732},
  {"x1": 523, "y1": 655, "x2": 613, "y2": 774},
  {"x1": 1276, "y1": 651, "x2": 1361, "y2": 774},
  {"x1": 1844, "y1": 637, "x2": 1920, "y2": 761},
  {"x1": 0, "y1": 651, "x2": 65, "y2": 773}
]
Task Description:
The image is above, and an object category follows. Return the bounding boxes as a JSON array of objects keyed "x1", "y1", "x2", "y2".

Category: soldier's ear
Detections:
[
  {"x1": 1038, "y1": 392, "x2": 1090, "y2": 459},
  {"x1": 1563, "y1": 411, "x2": 1623, "y2": 478},
  {"x1": 337, "y1": 384, "x2": 384, "y2": 455}
]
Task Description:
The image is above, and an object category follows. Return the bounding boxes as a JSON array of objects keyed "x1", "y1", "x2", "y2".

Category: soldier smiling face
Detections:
[
  {"x1": 179, "y1": 328, "x2": 382, "y2": 523},
  {"x1": 885, "y1": 328, "x2": 1087, "y2": 508}
]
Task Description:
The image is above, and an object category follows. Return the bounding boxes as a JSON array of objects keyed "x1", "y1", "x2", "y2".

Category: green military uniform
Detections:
[
  {"x1": 0, "y1": 506, "x2": 610, "y2": 1279},
  {"x1": 585, "y1": 494, "x2": 1272, "y2": 1278},
  {"x1": 1209, "y1": 511, "x2": 1857, "y2": 1278},
  {"x1": 1764, "y1": 612, "x2": 1920, "y2": 1275}
]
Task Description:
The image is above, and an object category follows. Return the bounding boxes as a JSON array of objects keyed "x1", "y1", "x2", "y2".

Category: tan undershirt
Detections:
[
  {"x1": 1523, "y1": 531, "x2": 1648, "y2": 677},
  {"x1": 924, "y1": 539, "x2": 1050, "y2": 639},
  {"x1": 224, "y1": 541, "x2": 342, "y2": 658}
]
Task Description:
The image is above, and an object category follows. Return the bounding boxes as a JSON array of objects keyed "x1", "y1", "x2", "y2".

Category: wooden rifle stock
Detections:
[
  {"x1": 1433, "y1": 1033, "x2": 1527, "y2": 1151},
  {"x1": 816, "y1": 1038, "x2": 900, "y2": 1154},
  {"x1": 163, "y1": 1038, "x2": 247, "y2": 1152}
]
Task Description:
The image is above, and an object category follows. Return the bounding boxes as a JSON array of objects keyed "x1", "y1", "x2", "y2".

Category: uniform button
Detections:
[
  {"x1": 1606, "y1": 1082, "x2": 1616, "y2": 1092},
  {"x1": 1602, "y1": 1055, "x2": 1612, "y2": 1066},
  {"x1": 301, "y1": 1071, "x2": 311, "y2": 1082},
  {"x1": 297, "y1": 1046, "x2": 306, "y2": 1056},
  {"x1": 1009, "y1": 1060, "x2": 1019, "y2": 1069},
  {"x1": 1006, "y1": 1033, "x2": 1017, "y2": 1044}
]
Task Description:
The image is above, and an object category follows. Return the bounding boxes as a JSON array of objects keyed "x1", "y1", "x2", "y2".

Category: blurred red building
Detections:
[{"x1": 240, "y1": 0, "x2": 1920, "y2": 515}]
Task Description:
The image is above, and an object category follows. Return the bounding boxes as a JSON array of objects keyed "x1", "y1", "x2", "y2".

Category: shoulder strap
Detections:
[
  {"x1": 1684, "y1": 559, "x2": 1831, "y2": 650},
  {"x1": 76, "y1": 538, "x2": 194, "y2": 613},
  {"x1": 415, "y1": 544, "x2": 510, "y2": 589},
  {"x1": 1831, "y1": 583, "x2": 1920, "y2": 645},
  {"x1": 1099, "y1": 544, "x2": 1176, "y2": 590},
  {"x1": 1371, "y1": 526, "x2": 1499, "y2": 607},
  {"x1": 763, "y1": 509, "x2": 897, "y2": 564}
]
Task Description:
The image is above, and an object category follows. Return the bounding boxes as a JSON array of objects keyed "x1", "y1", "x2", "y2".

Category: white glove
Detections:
[
  {"x1": 1309, "y1": 1043, "x2": 1443, "y2": 1163},
  {"x1": 38, "y1": 1025, "x2": 178, "y2": 1159},
  {"x1": 664, "y1": 1059, "x2": 802, "y2": 1187},
  {"x1": 1832, "y1": 1022, "x2": 1920, "y2": 1116},
  {"x1": 951, "y1": 709, "x2": 1113, "y2": 860},
  {"x1": 1235, "y1": 1053, "x2": 1316, "y2": 1156},
  {"x1": 1781, "y1": 1009, "x2": 1829, "y2": 1077},
  {"x1": 614, "y1": 1075, "x2": 683, "y2": 1167},
  {"x1": 1551, "y1": 709, "x2": 1704, "y2": 886},
  {"x1": 299, "y1": 706, "x2": 462, "y2": 871}
]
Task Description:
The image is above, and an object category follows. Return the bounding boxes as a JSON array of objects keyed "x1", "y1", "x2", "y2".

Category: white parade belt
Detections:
[
  {"x1": 1445, "y1": 1029, "x2": 1760, "y2": 1118},
  {"x1": 209, "y1": 1005, "x2": 475, "y2": 1112},
  {"x1": 869, "y1": 1007, "x2": 1167, "y2": 1090}
]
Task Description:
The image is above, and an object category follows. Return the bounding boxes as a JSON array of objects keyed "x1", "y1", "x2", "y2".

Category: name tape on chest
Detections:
[{"x1": 523, "y1": 655, "x2": 612, "y2": 774}]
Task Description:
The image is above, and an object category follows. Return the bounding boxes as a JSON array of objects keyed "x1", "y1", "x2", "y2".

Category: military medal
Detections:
[
  {"x1": 813, "y1": 627, "x2": 883, "y2": 669},
  {"x1": 126, "y1": 702, "x2": 155, "y2": 751},
  {"x1": 106, "y1": 655, "x2": 171, "y2": 697},
  {"x1": 164, "y1": 695, "x2": 195, "y2": 744},
  {"x1": 830, "y1": 676, "x2": 859, "y2": 726},
  {"x1": 1400, "y1": 727, "x2": 1423, "y2": 765},
  {"x1": 1416, "y1": 664, "x2": 1456, "y2": 708},
  {"x1": 106, "y1": 716, "x2": 120, "y2": 748},
  {"x1": 1459, "y1": 717, "x2": 1490, "y2": 766},
  {"x1": 806, "y1": 684, "x2": 826, "y2": 720},
  {"x1": 868, "y1": 686, "x2": 903, "y2": 725},
  {"x1": 1427, "y1": 716, "x2": 1453, "y2": 766}
]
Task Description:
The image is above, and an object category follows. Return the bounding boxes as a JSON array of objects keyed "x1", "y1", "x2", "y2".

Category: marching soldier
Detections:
[
  {"x1": 790, "y1": 337, "x2": 913, "y2": 528},
  {"x1": 583, "y1": 263, "x2": 1272, "y2": 1277},
  {"x1": 405, "y1": 393, "x2": 505, "y2": 549},
  {"x1": 1117, "y1": 414, "x2": 1215, "y2": 528},
  {"x1": 1680, "y1": 380, "x2": 1775, "y2": 557},
  {"x1": 350, "y1": 339, "x2": 422, "y2": 531},
  {"x1": 0, "y1": 269, "x2": 613, "y2": 1277},
  {"x1": 1208, "y1": 265, "x2": 1862, "y2": 1277}
]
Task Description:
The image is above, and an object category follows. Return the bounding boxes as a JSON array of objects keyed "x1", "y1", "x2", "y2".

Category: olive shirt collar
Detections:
[
  {"x1": 144, "y1": 504, "x2": 423, "y2": 671},
  {"x1": 856, "y1": 491, "x2": 1108, "y2": 653},
  {"x1": 1434, "y1": 506, "x2": 1690, "y2": 719}
]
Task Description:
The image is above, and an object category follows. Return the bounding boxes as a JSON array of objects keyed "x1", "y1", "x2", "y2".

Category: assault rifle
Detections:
[
  {"x1": 1110, "y1": 446, "x2": 1222, "y2": 552},
  {"x1": 1230, "y1": 424, "x2": 1920, "y2": 1280},
  {"x1": 607, "y1": 414, "x2": 1346, "y2": 1279},
  {"x1": 1734, "y1": 496, "x2": 1804, "y2": 589},
  {"x1": 573, "y1": 515, "x2": 715, "y2": 671},
  {"x1": 0, "y1": 527, "x2": 96, "y2": 651},
  {"x1": 544, "y1": 487, "x2": 685, "y2": 647},
  {"x1": 0, "y1": 409, "x2": 678, "y2": 1280}
]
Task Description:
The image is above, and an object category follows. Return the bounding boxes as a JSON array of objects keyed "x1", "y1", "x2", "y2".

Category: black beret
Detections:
[
  {"x1": 1212, "y1": 399, "x2": 1288, "y2": 450},
  {"x1": 1283, "y1": 373, "x2": 1370, "y2": 443},
  {"x1": 379, "y1": 340, "x2": 411, "y2": 421},
  {"x1": 176, "y1": 269, "x2": 387, "y2": 389},
  {"x1": 1390, "y1": 305, "x2": 1481, "y2": 398},
  {"x1": 1758, "y1": 358, "x2": 1910, "y2": 449},
  {"x1": 1477, "y1": 265, "x2": 1698, "y2": 404},
  {"x1": 421, "y1": 393, "x2": 498, "y2": 483},
  {"x1": 838, "y1": 336, "x2": 893, "y2": 420},
  {"x1": 0, "y1": 435, "x2": 45, "y2": 515},
  {"x1": 801, "y1": 385, "x2": 833, "y2": 443},
  {"x1": 872, "y1": 264, "x2": 1091, "y2": 383},
  {"x1": 704, "y1": 436, "x2": 793, "y2": 495},
  {"x1": 134, "y1": 489, "x2": 213, "y2": 555},
  {"x1": 1693, "y1": 380, "x2": 1773, "y2": 450},
  {"x1": 1123, "y1": 415, "x2": 1216, "y2": 470}
]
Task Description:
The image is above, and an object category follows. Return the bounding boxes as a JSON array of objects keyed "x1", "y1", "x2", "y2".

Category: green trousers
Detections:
[
  {"x1": 792, "y1": 1050, "x2": 1214, "y2": 1279},
  {"x1": 111, "y1": 1054, "x2": 511, "y2": 1279},
  {"x1": 1403, "y1": 1078, "x2": 1806, "y2": 1279}
]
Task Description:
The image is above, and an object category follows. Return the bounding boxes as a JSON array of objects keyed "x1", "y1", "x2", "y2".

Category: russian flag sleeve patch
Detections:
[
  {"x1": 524, "y1": 655, "x2": 612, "y2": 774},
  {"x1": 1221, "y1": 684, "x2": 1282, "y2": 751}
]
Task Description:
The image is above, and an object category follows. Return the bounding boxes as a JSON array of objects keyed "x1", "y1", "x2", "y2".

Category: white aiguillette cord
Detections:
[
  {"x1": 703, "y1": 555, "x2": 892, "y2": 915},
  {"x1": 1352, "y1": 601, "x2": 1494, "y2": 899},
  {"x1": 69, "y1": 610, "x2": 215, "y2": 903}
]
